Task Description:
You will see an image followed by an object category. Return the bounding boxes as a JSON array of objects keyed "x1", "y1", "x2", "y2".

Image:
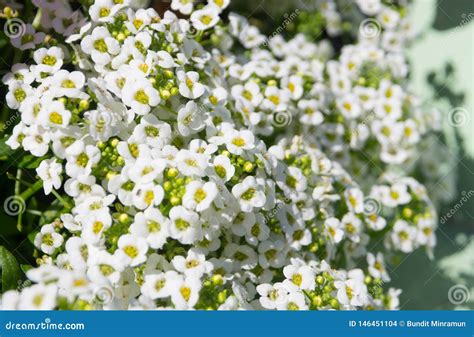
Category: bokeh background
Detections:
[{"x1": 225, "y1": 0, "x2": 474, "y2": 310}]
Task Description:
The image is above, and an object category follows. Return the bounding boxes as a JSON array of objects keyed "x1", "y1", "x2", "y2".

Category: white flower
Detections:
[
  {"x1": 341, "y1": 212, "x2": 362, "y2": 243},
  {"x1": 208, "y1": 0, "x2": 230, "y2": 12},
  {"x1": 345, "y1": 188, "x2": 364, "y2": 214},
  {"x1": 177, "y1": 101, "x2": 206, "y2": 136},
  {"x1": 386, "y1": 288, "x2": 402, "y2": 310},
  {"x1": 391, "y1": 220, "x2": 417, "y2": 253},
  {"x1": 36, "y1": 158, "x2": 62, "y2": 195},
  {"x1": 50, "y1": 70, "x2": 86, "y2": 98},
  {"x1": 10, "y1": 24, "x2": 45, "y2": 50},
  {"x1": 334, "y1": 277, "x2": 368, "y2": 307},
  {"x1": 377, "y1": 7, "x2": 400, "y2": 29},
  {"x1": 356, "y1": 0, "x2": 382, "y2": 15},
  {"x1": 38, "y1": 100, "x2": 71, "y2": 128},
  {"x1": 132, "y1": 182, "x2": 165, "y2": 210},
  {"x1": 258, "y1": 239, "x2": 285, "y2": 269},
  {"x1": 416, "y1": 218, "x2": 436, "y2": 248},
  {"x1": 231, "y1": 81, "x2": 263, "y2": 107},
  {"x1": 130, "y1": 208, "x2": 170, "y2": 249},
  {"x1": 91, "y1": 0, "x2": 127, "y2": 24},
  {"x1": 177, "y1": 71, "x2": 205, "y2": 99},
  {"x1": 183, "y1": 180, "x2": 218, "y2": 211},
  {"x1": 18, "y1": 284, "x2": 57, "y2": 310},
  {"x1": 242, "y1": 213, "x2": 270, "y2": 246},
  {"x1": 79, "y1": 211, "x2": 112, "y2": 244},
  {"x1": 380, "y1": 183, "x2": 412, "y2": 207},
  {"x1": 283, "y1": 264, "x2": 315, "y2": 291},
  {"x1": 128, "y1": 159, "x2": 166, "y2": 184},
  {"x1": 224, "y1": 243, "x2": 258, "y2": 270},
  {"x1": 276, "y1": 290, "x2": 308, "y2": 310},
  {"x1": 87, "y1": 250, "x2": 124, "y2": 285},
  {"x1": 33, "y1": 46, "x2": 64, "y2": 73},
  {"x1": 122, "y1": 78, "x2": 160, "y2": 115},
  {"x1": 117, "y1": 234, "x2": 149, "y2": 267},
  {"x1": 211, "y1": 155, "x2": 235, "y2": 182},
  {"x1": 298, "y1": 99, "x2": 324, "y2": 125},
  {"x1": 190, "y1": 6, "x2": 220, "y2": 31},
  {"x1": 257, "y1": 282, "x2": 287, "y2": 309},
  {"x1": 6, "y1": 81, "x2": 33, "y2": 109},
  {"x1": 365, "y1": 212, "x2": 387, "y2": 231},
  {"x1": 80, "y1": 26, "x2": 120, "y2": 65},
  {"x1": 262, "y1": 86, "x2": 290, "y2": 111},
  {"x1": 175, "y1": 150, "x2": 208, "y2": 177},
  {"x1": 65, "y1": 142, "x2": 101, "y2": 178},
  {"x1": 282, "y1": 75, "x2": 303, "y2": 100},
  {"x1": 169, "y1": 206, "x2": 202, "y2": 244},
  {"x1": 2, "y1": 63, "x2": 34, "y2": 87},
  {"x1": 171, "y1": 0, "x2": 193, "y2": 15},
  {"x1": 224, "y1": 128, "x2": 255, "y2": 155},
  {"x1": 22, "y1": 125, "x2": 50, "y2": 157},
  {"x1": 34, "y1": 224, "x2": 64, "y2": 255},
  {"x1": 156, "y1": 51, "x2": 176, "y2": 68},
  {"x1": 171, "y1": 248, "x2": 213, "y2": 278},
  {"x1": 170, "y1": 275, "x2": 202, "y2": 309},
  {"x1": 337, "y1": 93, "x2": 361, "y2": 119},
  {"x1": 324, "y1": 217, "x2": 344, "y2": 244},
  {"x1": 367, "y1": 252, "x2": 390, "y2": 282},
  {"x1": 232, "y1": 176, "x2": 266, "y2": 212},
  {"x1": 141, "y1": 271, "x2": 179, "y2": 299}
]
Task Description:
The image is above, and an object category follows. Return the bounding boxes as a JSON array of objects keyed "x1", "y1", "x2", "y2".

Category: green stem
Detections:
[
  {"x1": 50, "y1": 189, "x2": 71, "y2": 209},
  {"x1": 160, "y1": 104, "x2": 178, "y2": 115},
  {"x1": 19, "y1": 179, "x2": 43, "y2": 201}
]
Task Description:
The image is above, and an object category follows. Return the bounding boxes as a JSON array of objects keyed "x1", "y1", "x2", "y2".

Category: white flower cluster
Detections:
[{"x1": 1, "y1": 0, "x2": 438, "y2": 310}]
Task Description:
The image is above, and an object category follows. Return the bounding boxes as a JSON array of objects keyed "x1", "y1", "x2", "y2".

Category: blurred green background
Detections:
[
  {"x1": 227, "y1": 0, "x2": 474, "y2": 309},
  {"x1": 389, "y1": 0, "x2": 473, "y2": 310}
]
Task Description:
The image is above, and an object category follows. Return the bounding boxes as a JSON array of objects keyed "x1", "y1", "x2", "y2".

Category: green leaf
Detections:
[
  {"x1": 0, "y1": 246, "x2": 21, "y2": 292},
  {"x1": 0, "y1": 138, "x2": 16, "y2": 158},
  {"x1": 18, "y1": 154, "x2": 46, "y2": 169},
  {"x1": 20, "y1": 264, "x2": 33, "y2": 274},
  {"x1": 28, "y1": 229, "x2": 39, "y2": 244}
]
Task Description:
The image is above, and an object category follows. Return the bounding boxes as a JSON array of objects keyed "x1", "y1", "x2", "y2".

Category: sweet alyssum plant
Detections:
[{"x1": 0, "y1": 0, "x2": 440, "y2": 310}]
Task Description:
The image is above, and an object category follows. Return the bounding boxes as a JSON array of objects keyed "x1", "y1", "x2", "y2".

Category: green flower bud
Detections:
[
  {"x1": 117, "y1": 156, "x2": 125, "y2": 166},
  {"x1": 97, "y1": 141, "x2": 106, "y2": 150},
  {"x1": 309, "y1": 243, "x2": 319, "y2": 253},
  {"x1": 243, "y1": 161, "x2": 254, "y2": 173},
  {"x1": 79, "y1": 99, "x2": 90, "y2": 110},
  {"x1": 163, "y1": 70, "x2": 174, "y2": 79},
  {"x1": 402, "y1": 207, "x2": 413, "y2": 219},
  {"x1": 160, "y1": 89, "x2": 171, "y2": 100},
  {"x1": 323, "y1": 285, "x2": 333, "y2": 293},
  {"x1": 170, "y1": 196, "x2": 181, "y2": 206},
  {"x1": 116, "y1": 32, "x2": 126, "y2": 42},
  {"x1": 170, "y1": 87, "x2": 179, "y2": 96},
  {"x1": 211, "y1": 274, "x2": 223, "y2": 285},
  {"x1": 217, "y1": 290, "x2": 227, "y2": 304},
  {"x1": 267, "y1": 79, "x2": 277, "y2": 86},
  {"x1": 330, "y1": 298, "x2": 339, "y2": 309},
  {"x1": 110, "y1": 138, "x2": 119, "y2": 147},
  {"x1": 312, "y1": 295, "x2": 323, "y2": 307},
  {"x1": 316, "y1": 275, "x2": 325, "y2": 285},
  {"x1": 163, "y1": 181, "x2": 173, "y2": 192},
  {"x1": 118, "y1": 213, "x2": 129, "y2": 224}
]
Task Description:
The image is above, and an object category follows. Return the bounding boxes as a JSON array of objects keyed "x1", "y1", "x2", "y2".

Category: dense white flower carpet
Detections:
[{"x1": 0, "y1": 0, "x2": 449, "y2": 310}]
